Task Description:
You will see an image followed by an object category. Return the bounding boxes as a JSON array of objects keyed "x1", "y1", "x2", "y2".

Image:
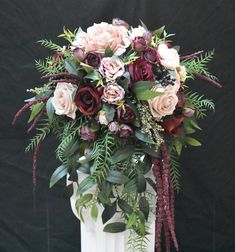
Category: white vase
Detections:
[{"x1": 67, "y1": 172, "x2": 156, "y2": 252}]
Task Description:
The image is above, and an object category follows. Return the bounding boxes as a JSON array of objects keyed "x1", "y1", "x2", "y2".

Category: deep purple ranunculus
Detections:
[
  {"x1": 119, "y1": 124, "x2": 133, "y2": 138},
  {"x1": 133, "y1": 37, "x2": 147, "y2": 52},
  {"x1": 117, "y1": 104, "x2": 136, "y2": 123},
  {"x1": 143, "y1": 47, "x2": 159, "y2": 63},
  {"x1": 84, "y1": 52, "x2": 101, "y2": 68},
  {"x1": 80, "y1": 126, "x2": 96, "y2": 141},
  {"x1": 129, "y1": 58, "x2": 155, "y2": 83}
]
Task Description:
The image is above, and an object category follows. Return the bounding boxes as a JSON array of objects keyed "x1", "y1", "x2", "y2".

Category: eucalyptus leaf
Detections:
[
  {"x1": 135, "y1": 129, "x2": 155, "y2": 144},
  {"x1": 64, "y1": 59, "x2": 78, "y2": 74},
  {"x1": 137, "y1": 174, "x2": 146, "y2": 193},
  {"x1": 123, "y1": 178, "x2": 137, "y2": 193},
  {"x1": 106, "y1": 170, "x2": 129, "y2": 185},
  {"x1": 28, "y1": 102, "x2": 44, "y2": 123},
  {"x1": 49, "y1": 165, "x2": 68, "y2": 188},
  {"x1": 139, "y1": 197, "x2": 149, "y2": 220},
  {"x1": 77, "y1": 176, "x2": 95, "y2": 195},
  {"x1": 136, "y1": 89, "x2": 163, "y2": 100},
  {"x1": 132, "y1": 81, "x2": 159, "y2": 94},
  {"x1": 185, "y1": 137, "x2": 202, "y2": 146},
  {"x1": 111, "y1": 145, "x2": 135, "y2": 164},
  {"x1": 102, "y1": 201, "x2": 117, "y2": 224},
  {"x1": 84, "y1": 71, "x2": 100, "y2": 81},
  {"x1": 46, "y1": 98, "x2": 55, "y2": 123},
  {"x1": 103, "y1": 222, "x2": 126, "y2": 233},
  {"x1": 76, "y1": 194, "x2": 93, "y2": 208},
  {"x1": 118, "y1": 199, "x2": 132, "y2": 214}
]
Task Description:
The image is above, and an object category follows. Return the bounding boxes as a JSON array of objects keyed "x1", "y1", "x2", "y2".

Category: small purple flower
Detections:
[
  {"x1": 133, "y1": 37, "x2": 147, "y2": 52},
  {"x1": 80, "y1": 126, "x2": 96, "y2": 141},
  {"x1": 119, "y1": 124, "x2": 133, "y2": 138},
  {"x1": 143, "y1": 47, "x2": 159, "y2": 63},
  {"x1": 84, "y1": 52, "x2": 101, "y2": 68},
  {"x1": 73, "y1": 48, "x2": 85, "y2": 61},
  {"x1": 109, "y1": 121, "x2": 119, "y2": 134},
  {"x1": 183, "y1": 107, "x2": 195, "y2": 117}
]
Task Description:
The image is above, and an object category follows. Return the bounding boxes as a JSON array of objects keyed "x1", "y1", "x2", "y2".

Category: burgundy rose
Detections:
[
  {"x1": 161, "y1": 115, "x2": 184, "y2": 138},
  {"x1": 129, "y1": 58, "x2": 155, "y2": 83},
  {"x1": 80, "y1": 126, "x2": 96, "y2": 141},
  {"x1": 117, "y1": 104, "x2": 136, "y2": 123},
  {"x1": 119, "y1": 124, "x2": 133, "y2": 138},
  {"x1": 143, "y1": 47, "x2": 159, "y2": 63},
  {"x1": 73, "y1": 48, "x2": 85, "y2": 61},
  {"x1": 75, "y1": 86, "x2": 101, "y2": 116},
  {"x1": 133, "y1": 37, "x2": 147, "y2": 52},
  {"x1": 84, "y1": 52, "x2": 101, "y2": 68}
]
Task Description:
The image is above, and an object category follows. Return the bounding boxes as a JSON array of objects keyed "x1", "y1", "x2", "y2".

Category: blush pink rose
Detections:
[
  {"x1": 148, "y1": 85, "x2": 178, "y2": 119},
  {"x1": 102, "y1": 83, "x2": 125, "y2": 104},
  {"x1": 157, "y1": 43, "x2": 180, "y2": 70},
  {"x1": 51, "y1": 82, "x2": 78, "y2": 119},
  {"x1": 72, "y1": 22, "x2": 131, "y2": 56},
  {"x1": 99, "y1": 57, "x2": 125, "y2": 82}
]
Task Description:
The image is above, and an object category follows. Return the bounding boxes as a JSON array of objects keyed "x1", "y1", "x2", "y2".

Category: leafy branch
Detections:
[{"x1": 37, "y1": 39, "x2": 62, "y2": 52}]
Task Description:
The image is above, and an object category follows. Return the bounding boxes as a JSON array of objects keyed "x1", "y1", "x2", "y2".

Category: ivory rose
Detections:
[
  {"x1": 102, "y1": 83, "x2": 125, "y2": 104},
  {"x1": 72, "y1": 22, "x2": 131, "y2": 56},
  {"x1": 148, "y1": 85, "x2": 178, "y2": 119},
  {"x1": 157, "y1": 43, "x2": 180, "y2": 70},
  {"x1": 99, "y1": 57, "x2": 125, "y2": 82},
  {"x1": 129, "y1": 25, "x2": 146, "y2": 40},
  {"x1": 51, "y1": 82, "x2": 78, "y2": 119}
]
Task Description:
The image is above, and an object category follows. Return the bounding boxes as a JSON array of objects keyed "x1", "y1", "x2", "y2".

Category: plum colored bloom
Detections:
[
  {"x1": 102, "y1": 83, "x2": 125, "y2": 104},
  {"x1": 148, "y1": 85, "x2": 178, "y2": 120},
  {"x1": 108, "y1": 121, "x2": 119, "y2": 134},
  {"x1": 99, "y1": 57, "x2": 125, "y2": 82},
  {"x1": 75, "y1": 86, "x2": 101, "y2": 116},
  {"x1": 51, "y1": 82, "x2": 78, "y2": 119},
  {"x1": 84, "y1": 52, "x2": 101, "y2": 68},
  {"x1": 72, "y1": 22, "x2": 131, "y2": 56},
  {"x1": 133, "y1": 37, "x2": 147, "y2": 52},
  {"x1": 80, "y1": 125, "x2": 96, "y2": 141},
  {"x1": 157, "y1": 43, "x2": 180, "y2": 70},
  {"x1": 143, "y1": 47, "x2": 159, "y2": 63},
  {"x1": 117, "y1": 104, "x2": 136, "y2": 123},
  {"x1": 119, "y1": 124, "x2": 133, "y2": 138}
]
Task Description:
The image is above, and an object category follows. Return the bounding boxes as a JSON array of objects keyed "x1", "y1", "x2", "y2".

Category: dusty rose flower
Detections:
[
  {"x1": 148, "y1": 85, "x2": 178, "y2": 119},
  {"x1": 72, "y1": 22, "x2": 131, "y2": 56},
  {"x1": 102, "y1": 83, "x2": 125, "y2": 104},
  {"x1": 73, "y1": 48, "x2": 85, "y2": 61},
  {"x1": 112, "y1": 18, "x2": 129, "y2": 29},
  {"x1": 133, "y1": 37, "x2": 147, "y2": 52},
  {"x1": 51, "y1": 82, "x2": 77, "y2": 119},
  {"x1": 157, "y1": 43, "x2": 180, "y2": 70},
  {"x1": 80, "y1": 126, "x2": 96, "y2": 141},
  {"x1": 129, "y1": 26, "x2": 146, "y2": 40},
  {"x1": 143, "y1": 47, "x2": 159, "y2": 63},
  {"x1": 84, "y1": 52, "x2": 101, "y2": 68},
  {"x1": 119, "y1": 124, "x2": 133, "y2": 138},
  {"x1": 99, "y1": 57, "x2": 125, "y2": 82},
  {"x1": 98, "y1": 111, "x2": 108, "y2": 125},
  {"x1": 109, "y1": 121, "x2": 119, "y2": 134}
]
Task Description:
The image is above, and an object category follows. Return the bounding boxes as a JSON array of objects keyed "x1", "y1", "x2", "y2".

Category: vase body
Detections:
[{"x1": 68, "y1": 172, "x2": 156, "y2": 252}]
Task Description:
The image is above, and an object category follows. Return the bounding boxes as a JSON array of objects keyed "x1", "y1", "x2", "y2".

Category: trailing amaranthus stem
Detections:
[
  {"x1": 12, "y1": 96, "x2": 49, "y2": 125},
  {"x1": 32, "y1": 141, "x2": 42, "y2": 186},
  {"x1": 52, "y1": 79, "x2": 79, "y2": 85},
  {"x1": 27, "y1": 106, "x2": 46, "y2": 133},
  {"x1": 180, "y1": 50, "x2": 204, "y2": 60},
  {"x1": 41, "y1": 72, "x2": 81, "y2": 80},
  {"x1": 193, "y1": 72, "x2": 222, "y2": 88}
]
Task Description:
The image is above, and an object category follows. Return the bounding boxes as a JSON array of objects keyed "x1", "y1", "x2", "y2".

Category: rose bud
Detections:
[
  {"x1": 133, "y1": 37, "x2": 147, "y2": 52},
  {"x1": 98, "y1": 111, "x2": 108, "y2": 125},
  {"x1": 143, "y1": 47, "x2": 159, "y2": 64},
  {"x1": 119, "y1": 124, "x2": 133, "y2": 138},
  {"x1": 80, "y1": 125, "x2": 96, "y2": 141},
  {"x1": 84, "y1": 52, "x2": 101, "y2": 68},
  {"x1": 183, "y1": 107, "x2": 195, "y2": 117},
  {"x1": 108, "y1": 121, "x2": 119, "y2": 134},
  {"x1": 73, "y1": 48, "x2": 85, "y2": 61},
  {"x1": 117, "y1": 104, "x2": 136, "y2": 123},
  {"x1": 161, "y1": 115, "x2": 184, "y2": 138},
  {"x1": 129, "y1": 58, "x2": 155, "y2": 83},
  {"x1": 112, "y1": 18, "x2": 129, "y2": 29}
]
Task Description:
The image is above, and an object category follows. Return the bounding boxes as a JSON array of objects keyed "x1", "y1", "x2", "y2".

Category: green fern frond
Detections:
[
  {"x1": 25, "y1": 120, "x2": 51, "y2": 152},
  {"x1": 58, "y1": 27, "x2": 78, "y2": 43},
  {"x1": 182, "y1": 50, "x2": 218, "y2": 81},
  {"x1": 127, "y1": 229, "x2": 149, "y2": 252},
  {"x1": 35, "y1": 56, "x2": 64, "y2": 75},
  {"x1": 185, "y1": 91, "x2": 215, "y2": 119},
  {"x1": 37, "y1": 39, "x2": 62, "y2": 52}
]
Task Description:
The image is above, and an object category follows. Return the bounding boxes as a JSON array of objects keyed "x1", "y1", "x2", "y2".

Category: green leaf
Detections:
[
  {"x1": 106, "y1": 170, "x2": 129, "y2": 185},
  {"x1": 103, "y1": 222, "x2": 126, "y2": 233},
  {"x1": 84, "y1": 70, "x2": 101, "y2": 81},
  {"x1": 64, "y1": 59, "x2": 78, "y2": 75},
  {"x1": 75, "y1": 194, "x2": 93, "y2": 208},
  {"x1": 80, "y1": 62, "x2": 93, "y2": 73},
  {"x1": 102, "y1": 201, "x2": 117, "y2": 224},
  {"x1": 123, "y1": 178, "x2": 137, "y2": 193},
  {"x1": 77, "y1": 176, "x2": 95, "y2": 195},
  {"x1": 127, "y1": 212, "x2": 137, "y2": 228},
  {"x1": 102, "y1": 103, "x2": 115, "y2": 123},
  {"x1": 139, "y1": 19, "x2": 148, "y2": 30},
  {"x1": 185, "y1": 137, "x2": 202, "y2": 147},
  {"x1": 105, "y1": 46, "x2": 114, "y2": 57},
  {"x1": 141, "y1": 143, "x2": 160, "y2": 157},
  {"x1": 132, "y1": 81, "x2": 159, "y2": 94},
  {"x1": 190, "y1": 119, "x2": 202, "y2": 130},
  {"x1": 91, "y1": 203, "x2": 99, "y2": 221},
  {"x1": 49, "y1": 165, "x2": 68, "y2": 188},
  {"x1": 139, "y1": 197, "x2": 149, "y2": 220},
  {"x1": 175, "y1": 140, "x2": 183, "y2": 155},
  {"x1": 28, "y1": 102, "x2": 44, "y2": 123},
  {"x1": 135, "y1": 129, "x2": 155, "y2": 144},
  {"x1": 118, "y1": 199, "x2": 132, "y2": 214},
  {"x1": 98, "y1": 191, "x2": 112, "y2": 205},
  {"x1": 46, "y1": 98, "x2": 55, "y2": 123},
  {"x1": 136, "y1": 89, "x2": 163, "y2": 100},
  {"x1": 146, "y1": 177, "x2": 157, "y2": 192},
  {"x1": 153, "y1": 25, "x2": 165, "y2": 38},
  {"x1": 111, "y1": 145, "x2": 135, "y2": 164},
  {"x1": 137, "y1": 174, "x2": 146, "y2": 193}
]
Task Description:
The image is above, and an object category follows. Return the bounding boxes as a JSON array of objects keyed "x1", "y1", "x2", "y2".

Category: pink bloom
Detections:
[
  {"x1": 109, "y1": 121, "x2": 119, "y2": 134},
  {"x1": 99, "y1": 57, "x2": 125, "y2": 82},
  {"x1": 157, "y1": 44, "x2": 180, "y2": 70},
  {"x1": 98, "y1": 111, "x2": 108, "y2": 125},
  {"x1": 119, "y1": 124, "x2": 133, "y2": 138},
  {"x1": 102, "y1": 83, "x2": 125, "y2": 104},
  {"x1": 80, "y1": 126, "x2": 96, "y2": 141}
]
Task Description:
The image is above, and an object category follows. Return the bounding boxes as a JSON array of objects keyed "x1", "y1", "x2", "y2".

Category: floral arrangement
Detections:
[{"x1": 13, "y1": 19, "x2": 221, "y2": 252}]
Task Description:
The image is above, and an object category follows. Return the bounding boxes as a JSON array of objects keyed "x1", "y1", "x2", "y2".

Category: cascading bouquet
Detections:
[{"x1": 13, "y1": 19, "x2": 221, "y2": 252}]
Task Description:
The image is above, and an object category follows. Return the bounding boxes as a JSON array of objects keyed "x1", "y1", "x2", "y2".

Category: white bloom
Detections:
[{"x1": 129, "y1": 25, "x2": 146, "y2": 40}]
